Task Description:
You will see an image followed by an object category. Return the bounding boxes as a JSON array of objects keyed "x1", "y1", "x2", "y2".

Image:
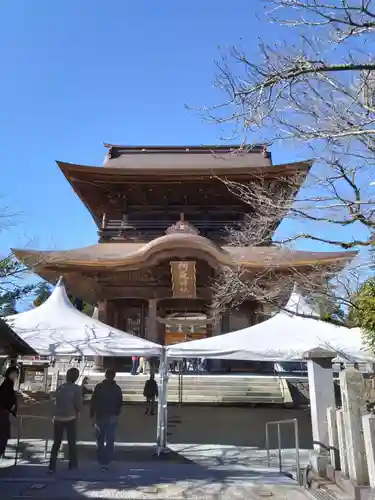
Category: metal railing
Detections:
[
  {"x1": 76, "y1": 361, "x2": 89, "y2": 386},
  {"x1": 14, "y1": 414, "x2": 52, "y2": 466},
  {"x1": 265, "y1": 418, "x2": 300, "y2": 483}
]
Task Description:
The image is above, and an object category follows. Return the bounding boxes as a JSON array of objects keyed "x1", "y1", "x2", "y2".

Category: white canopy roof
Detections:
[
  {"x1": 5, "y1": 279, "x2": 162, "y2": 357},
  {"x1": 167, "y1": 288, "x2": 372, "y2": 362}
]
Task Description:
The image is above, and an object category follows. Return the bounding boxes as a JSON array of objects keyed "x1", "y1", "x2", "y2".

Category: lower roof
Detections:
[{"x1": 12, "y1": 233, "x2": 356, "y2": 271}]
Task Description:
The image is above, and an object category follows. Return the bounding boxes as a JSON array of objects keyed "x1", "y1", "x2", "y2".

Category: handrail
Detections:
[
  {"x1": 14, "y1": 414, "x2": 52, "y2": 466},
  {"x1": 76, "y1": 361, "x2": 89, "y2": 386},
  {"x1": 265, "y1": 417, "x2": 300, "y2": 483}
]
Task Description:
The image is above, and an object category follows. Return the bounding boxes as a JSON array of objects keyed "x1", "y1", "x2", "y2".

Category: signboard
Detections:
[
  {"x1": 165, "y1": 331, "x2": 207, "y2": 346},
  {"x1": 170, "y1": 261, "x2": 196, "y2": 298},
  {"x1": 22, "y1": 366, "x2": 48, "y2": 391}
]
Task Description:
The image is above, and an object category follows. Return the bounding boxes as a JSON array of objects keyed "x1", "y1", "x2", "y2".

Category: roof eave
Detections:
[
  {"x1": 103, "y1": 143, "x2": 270, "y2": 152},
  {"x1": 57, "y1": 159, "x2": 313, "y2": 179},
  {"x1": 12, "y1": 245, "x2": 357, "y2": 272},
  {"x1": 55, "y1": 159, "x2": 313, "y2": 229}
]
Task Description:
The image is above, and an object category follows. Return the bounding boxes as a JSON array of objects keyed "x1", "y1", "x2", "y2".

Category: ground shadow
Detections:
[{"x1": 0, "y1": 451, "x2": 298, "y2": 499}]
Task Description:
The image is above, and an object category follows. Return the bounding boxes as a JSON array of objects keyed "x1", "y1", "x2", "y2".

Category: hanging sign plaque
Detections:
[{"x1": 170, "y1": 261, "x2": 196, "y2": 298}]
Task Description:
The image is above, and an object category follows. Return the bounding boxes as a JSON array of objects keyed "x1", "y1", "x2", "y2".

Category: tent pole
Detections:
[
  {"x1": 156, "y1": 349, "x2": 166, "y2": 454},
  {"x1": 161, "y1": 353, "x2": 169, "y2": 450}
]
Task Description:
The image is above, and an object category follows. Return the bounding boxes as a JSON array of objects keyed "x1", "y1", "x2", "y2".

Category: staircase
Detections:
[{"x1": 82, "y1": 373, "x2": 287, "y2": 405}]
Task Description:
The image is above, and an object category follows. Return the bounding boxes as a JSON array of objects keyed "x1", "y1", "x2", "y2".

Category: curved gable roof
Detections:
[{"x1": 12, "y1": 234, "x2": 356, "y2": 271}]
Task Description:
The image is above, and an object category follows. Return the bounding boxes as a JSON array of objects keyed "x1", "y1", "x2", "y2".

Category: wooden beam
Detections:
[{"x1": 103, "y1": 286, "x2": 212, "y2": 300}]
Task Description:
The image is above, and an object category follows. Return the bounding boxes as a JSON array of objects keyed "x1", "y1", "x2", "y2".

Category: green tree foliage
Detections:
[
  {"x1": 349, "y1": 278, "x2": 375, "y2": 351},
  {"x1": 82, "y1": 302, "x2": 95, "y2": 317},
  {"x1": 33, "y1": 282, "x2": 52, "y2": 307},
  {"x1": 0, "y1": 254, "x2": 35, "y2": 317},
  {"x1": 312, "y1": 284, "x2": 346, "y2": 325},
  {"x1": 0, "y1": 298, "x2": 17, "y2": 316},
  {"x1": 319, "y1": 300, "x2": 345, "y2": 325},
  {"x1": 33, "y1": 280, "x2": 94, "y2": 316}
]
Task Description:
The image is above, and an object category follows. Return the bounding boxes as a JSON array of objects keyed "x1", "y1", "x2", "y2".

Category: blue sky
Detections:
[{"x1": 0, "y1": 0, "x2": 369, "y2": 263}]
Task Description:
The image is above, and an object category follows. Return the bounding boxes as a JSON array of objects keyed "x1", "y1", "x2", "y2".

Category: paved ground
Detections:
[
  {"x1": 1, "y1": 404, "x2": 316, "y2": 498},
  {"x1": 18, "y1": 403, "x2": 313, "y2": 448},
  {"x1": 0, "y1": 441, "x2": 317, "y2": 499},
  {"x1": 0, "y1": 463, "x2": 311, "y2": 499}
]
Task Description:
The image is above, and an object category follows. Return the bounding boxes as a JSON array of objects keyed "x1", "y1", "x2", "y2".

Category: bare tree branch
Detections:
[{"x1": 203, "y1": 2, "x2": 375, "y2": 319}]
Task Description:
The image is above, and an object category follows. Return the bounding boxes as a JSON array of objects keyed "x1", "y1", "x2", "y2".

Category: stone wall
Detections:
[{"x1": 15, "y1": 400, "x2": 313, "y2": 448}]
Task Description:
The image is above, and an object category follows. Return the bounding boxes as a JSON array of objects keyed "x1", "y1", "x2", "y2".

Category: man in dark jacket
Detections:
[
  {"x1": 0, "y1": 366, "x2": 19, "y2": 458},
  {"x1": 143, "y1": 374, "x2": 158, "y2": 415},
  {"x1": 90, "y1": 369, "x2": 122, "y2": 470}
]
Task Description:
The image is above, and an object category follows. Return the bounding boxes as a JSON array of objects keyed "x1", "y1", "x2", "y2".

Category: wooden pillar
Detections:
[
  {"x1": 147, "y1": 299, "x2": 158, "y2": 343},
  {"x1": 94, "y1": 300, "x2": 108, "y2": 370},
  {"x1": 140, "y1": 301, "x2": 146, "y2": 339},
  {"x1": 97, "y1": 300, "x2": 108, "y2": 322},
  {"x1": 221, "y1": 310, "x2": 230, "y2": 334}
]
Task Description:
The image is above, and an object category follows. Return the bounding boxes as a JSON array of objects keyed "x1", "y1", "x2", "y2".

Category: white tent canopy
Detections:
[
  {"x1": 167, "y1": 287, "x2": 372, "y2": 362},
  {"x1": 5, "y1": 278, "x2": 162, "y2": 357}
]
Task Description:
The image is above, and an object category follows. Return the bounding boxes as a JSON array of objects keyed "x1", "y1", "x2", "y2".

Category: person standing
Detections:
[
  {"x1": 0, "y1": 366, "x2": 19, "y2": 459},
  {"x1": 131, "y1": 356, "x2": 138, "y2": 376},
  {"x1": 137, "y1": 356, "x2": 146, "y2": 375},
  {"x1": 90, "y1": 369, "x2": 122, "y2": 471},
  {"x1": 82, "y1": 377, "x2": 93, "y2": 398},
  {"x1": 143, "y1": 374, "x2": 158, "y2": 415},
  {"x1": 49, "y1": 367, "x2": 82, "y2": 473}
]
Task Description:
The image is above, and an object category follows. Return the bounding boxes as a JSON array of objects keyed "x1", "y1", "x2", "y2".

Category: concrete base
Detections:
[
  {"x1": 332, "y1": 469, "x2": 371, "y2": 500},
  {"x1": 309, "y1": 451, "x2": 330, "y2": 477}
]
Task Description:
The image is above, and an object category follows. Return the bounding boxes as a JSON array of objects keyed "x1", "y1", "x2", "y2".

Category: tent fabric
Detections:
[
  {"x1": 4, "y1": 278, "x2": 162, "y2": 357},
  {"x1": 167, "y1": 288, "x2": 372, "y2": 362}
]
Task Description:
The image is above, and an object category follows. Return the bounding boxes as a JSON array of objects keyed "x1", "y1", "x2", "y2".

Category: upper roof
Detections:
[
  {"x1": 57, "y1": 153, "x2": 313, "y2": 228},
  {"x1": 102, "y1": 144, "x2": 275, "y2": 170},
  {"x1": 58, "y1": 159, "x2": 312, "y2": 181},
  {"x1": 104, "y1": 143, "x2": 271, "y2": 156}
]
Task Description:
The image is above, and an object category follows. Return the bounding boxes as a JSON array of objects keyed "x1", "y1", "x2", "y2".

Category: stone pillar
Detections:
[
  {"x1": 336, "y1": 409, "x2": 349, "y2": 476},
  {"x1": 147, "y1": 299, "x2": 158, "y2": 343},
  {"x1": 340, "y1": 367, "x2": 368, "y2": 485},
  {"x1": 327, "y1": 406, "x2": 340, "y2": 470},
  {"x1": 362, "y1": 414, "x2": 375, "y2": 488},
  {"x1": 303, "y1": 347, "x2": 336, "y2": 475}
]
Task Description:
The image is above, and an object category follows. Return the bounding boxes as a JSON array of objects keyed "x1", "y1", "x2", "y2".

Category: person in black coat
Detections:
[
  {"x1": 143, "y1": 374, "x2": 158, "y2": 415},
  {"x1": 0, "y1": 366, "x2": 19, "y2": 458}
]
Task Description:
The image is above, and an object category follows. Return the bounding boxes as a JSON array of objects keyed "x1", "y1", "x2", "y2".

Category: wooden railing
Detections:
[{"x1": 98, "y1": 219, "x2": 239, "y2": 241}]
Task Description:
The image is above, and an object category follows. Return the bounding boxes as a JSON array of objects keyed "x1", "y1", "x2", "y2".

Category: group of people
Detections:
[
  {"x1": 169, "y1": 357, "x2": 208, "y2": 373},
  {"x1": 0, "y1": 366, "x2": 159, "y2": 472},
  {"x1": 131, "y1": 356, "x2": 209, "y2": 375},
  {"x1": 131, "y1": 356, "x2": 158, "y2": 375}
]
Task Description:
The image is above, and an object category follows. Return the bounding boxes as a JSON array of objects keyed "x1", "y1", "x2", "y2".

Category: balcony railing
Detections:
[{"x1": 98, "y1": 219, "x2": 239, "y2": 241}]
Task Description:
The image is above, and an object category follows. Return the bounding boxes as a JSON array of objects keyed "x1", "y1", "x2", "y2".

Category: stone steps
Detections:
[
  {"x1": 79, "y1": 374, "x2": 287, "y2": 405},
  {"x1": 121, "y1": 395, "x2": 285, "y2": 404}
]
